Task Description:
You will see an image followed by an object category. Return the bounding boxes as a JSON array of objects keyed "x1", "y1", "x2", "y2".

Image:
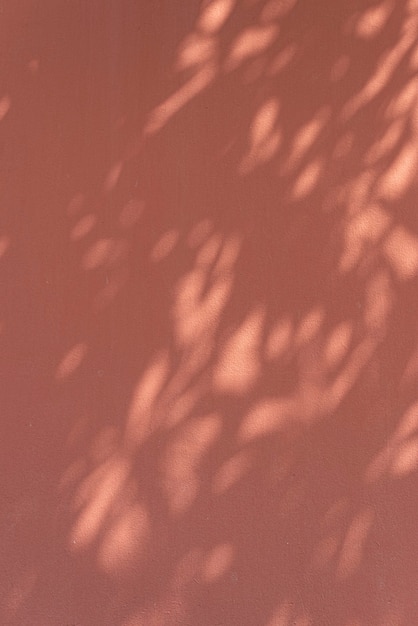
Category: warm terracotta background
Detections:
[{"x1": 1, "y1": 1, "x2": 418, "y2": 625}]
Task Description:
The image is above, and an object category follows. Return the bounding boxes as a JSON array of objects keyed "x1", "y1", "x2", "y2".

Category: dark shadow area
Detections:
[{"x1": 1, "y1": 1, "x2": 418, "y2": 624}]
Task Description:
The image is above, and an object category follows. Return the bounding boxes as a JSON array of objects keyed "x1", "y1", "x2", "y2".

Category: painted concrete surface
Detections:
[{"x1": 1, "y1": 1, "x2": 418, "y2": 625}]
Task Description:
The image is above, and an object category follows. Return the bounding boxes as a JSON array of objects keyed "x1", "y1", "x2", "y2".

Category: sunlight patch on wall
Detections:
[
  {"x1": 200, "y1": 543, "x2": 234, "y2": 582},
  {"x1": 336, "y1": 507, "x2": 374, "y2": 579},
  {"x1": 265, "y1": 316, "x2": 293, "y2": 360},
  {"x1": 339, "y1": 204, "x2": 391, "y2": 273},
  {"x1": 172, "y1": 233, "x2": 236, "y2": 347},
  {"x1": 0, "y1": 94, "x2": 11, "y2": 121},
  {"x1": 103, "y1": 160, "x2": 123, "y2": 192},
  {"x1": 366, "y1": 403, "x2": 418, "y2": 481},
  {"x1": 213, "y1": 306, "x2": 264, "y2": 393},
  {"x1": 377, "y1": 141, "x2": 418, "y2": 201},
  {"x1": 197, "y1": 0, "x2": 236, "y2": 34},
  {"x1": 310, "y1": 535, "x2": 339, "y2": 571},
  {"x1": 98, "y1": 502, "x2": 149, "y2": 574},
  {"x1": 144, "y1": 64, "x2": 216, "y2": 135},
  {"x1": 330, "y1": 55, "x2": 350, "y2": 82},
  {"x1": 28, "y1": 58, "x2": 40, "y2": 75},
  {"x1": 125, "y1": 350, "x2": 170, "y2": 448},
  {"x1": 70, "y1": 455, "x2": 130, "y2": 550},
  {"x1": 295, "y1": 307, "x2": 324, "y2": 347},
  {"x1": 364, "y1": 119, "x2": 405, "y2": 166},
  {"x1": 239, "y1": 97, "x2": 281, "y2": 174},
  {"x1": 188, "y1": 218, "x2": 214, "y2": 248},
  {"x1": 59, "y1": 458, "x2": 87, "y2": 492},
  {"x1": 292, "y1": 158, "x2": 323, "y2": 200},
  {"x1": 119, "y1": 198, "x2": 144, "y2": 229},
  {"x1": 324, "y1": 321, "x2": 353, "y2": 369},
  {"x1": 363, "y1": 271, "x2": 393, "y2": 333},
  {"x1": 70, "y1": 213, "x2": 97, "y2": 241},
  {"x1": 67, "y1": 192, "x2": 85, "y2": 216},
  {"x1": 55, "y1": 342, "x2": 87, "y2": 380},
  {"x1": 285, "y1": 107, "x2": 330, "y2": 171},
  {"x1": 354, "y1": 0, "x2": 394, "y2": 39},
  {"x1": 82, "y1": 238, "x2": 128, "y2": 270},
  {"x1": 177, "y1": 33, "x2": 215, "y2": 71},
  {"x1": 0, "y1": 235, "x2": 10, "y2": 259},
  {"x1": 342, "y1": 25, "x2": 415, "y2": 120},
  {"x1": 238, "y1": 397, "x2": 293, "y2": 441},
  {"x1": 162, "y1": 413, "x2": 222, "y2": 515},
  {"x1": 384, "y1": 225, "x2": 418, "y2": 280},
  {"x1": 225, "y1": 24, "x2": 278, "y2": 71},
  {"x1": 267, "y1": 43, "x2": 296, "y2": 75},
  {"x1": 151, "y1": 229, "x2": 179, "y2": 262},
  {"x1": 385, "y1": 76, "x2": 418, "y2": 119},
  {"x1": 212, "y1": 449, "x2": 254, "y2": 494}
]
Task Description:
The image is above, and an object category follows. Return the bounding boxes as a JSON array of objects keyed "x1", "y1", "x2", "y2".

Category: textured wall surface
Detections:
[{"x1": 1, "y1": 1, "x2": 418, "y2": 625}]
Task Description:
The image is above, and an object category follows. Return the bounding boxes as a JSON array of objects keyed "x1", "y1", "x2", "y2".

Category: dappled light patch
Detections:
[
  {"x1": 197, "y1": 0, "x2": 236, "y2": 34},
  {"x1": 0, "y1": 235, "x2": 10, "y2": 259},
  {"x1": 67, "y1": 192, "x2": 85, "y2": 216},
  {"x1": 342, "y1": 24, "x2": 416, "y2": 121},
  {"x1": 103, "y1": 161, "x2": 123, "y2": 192},
  {"x1": 28, "y1": 58, "x2": 39, "y2": 74},
  {"x1": 366, "y1": 402, "x2": 418, "y2": 482},
  {"x1": 213, "y1": 306, "x2": 264, "y2": 393},
  {"x1": 55, "y1": 342, "x2": 87, "y2": 380},
  {"x1": 377, "y1": 141, "x2": 418, "y2": 201},
  {"x1": 355, "y1": 0, "x2": 394, "y2": 40},
  {"x1": 70, "y1": 213, "x2": 97, "y2": 241},
  {"x1": 0, "y1": 94, "x2": 11, "y2": 121},
  {"x1": 385, "y1": 76, "x2": 418, "y2": 119},
  {"x1": 339, "y1": 204, "x2": 391, "y2": 273},
  {"x1": 363, "y1": 270, "x2": 393, "y2": 334},
  {"x1": 119, "y1": 198, "x2": 144, "y2": 229},
  {"x1": 336, "y1": 507, "x2": 375, "y2": 579},
  {"x1": 125, "y1": 350, "x2": 170, "y2": 448},
  {"x1": 59, "y1": 458, "x2": 87, "y2": 492},
  {"x1": 82, "y1": 237, "x2": 128, "y2": 271},
  {"x1": 392, "y1": 437, "x2": 418, "y2": 476},
  {"x1": 94, "y1": 266, "x2": 129, "y2": 310},
  {"x1": 144, "y1": 64, "x2": 216, "y2": 135},
  {"x1": 212, "y1": 449, "x2": 254, "y2": 493},
  {"x1": 324, "y1": 321, "x2": 353, "y2": 369},
  {"x1": 330, "y1": 54, "x2": 351, "y2": 82},
  {"x1": 172, "y1": 232, "x2": 236, "y2": 347},
  {"x1": 150, "y1": 229, "x2": 179, "y2": 262},
  {"x1": 69, "y1": 456, "x2": 129, "y2": 551},
  {"x1": 5, "y1": 1, "x2": 418, "y2": 624},
  {"x1": 364, "y1": 119, "x2": 405, "y2": 166},
  {"x1": 295, "y1": 307, "x2": 324, "y2": 347},
  {"x1": 267, "y1": 43, "x2": 296, "y2": 75},
  {"x1": 70, "y1": 454, "x2": 130, "y2": 551},
  {"x1": 98, "y1": 502, "x2": 149, "y2": 574},
  {"x1": 291, "y1": 157, "x2": 323, "y2": 200},
  {"x1": 187, "y1": 218, "x2": 214, "y2": 248},
  {"x1": 225, "y1": 24, "x2": 278, "y2": 71},
  {"x1": 285, "y1": 106, "x2": 330, "y2": 172},
  {"x1": 177, "y1": 32, "x2": 216, "y2": 71},
  {"x1": 239, "y1": 97, "x2": 281, "y2": 173},
  {"x1": 384, "y1": 224, "x2": 418, "y2": 280},
  {"x1": 200, "y1": 542, "x2": 234, "y2": 582},
  {"x1": 162, "y1": 413, "x2": 222, "y2": 515},
  {"x1": 265, "y1": 316, "x2": 293, "y2": 360},
  {"x1": 238, "y1": 397, "x2": 294, "y2": 441},
  {"x1": 310, "y1": 534, "x2": 340, "y2": 571}
]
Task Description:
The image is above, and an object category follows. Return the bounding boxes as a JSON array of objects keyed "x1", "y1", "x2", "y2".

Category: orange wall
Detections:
[{"x1": 1, "y1": 1, "x2": 418, "y2": 625}]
